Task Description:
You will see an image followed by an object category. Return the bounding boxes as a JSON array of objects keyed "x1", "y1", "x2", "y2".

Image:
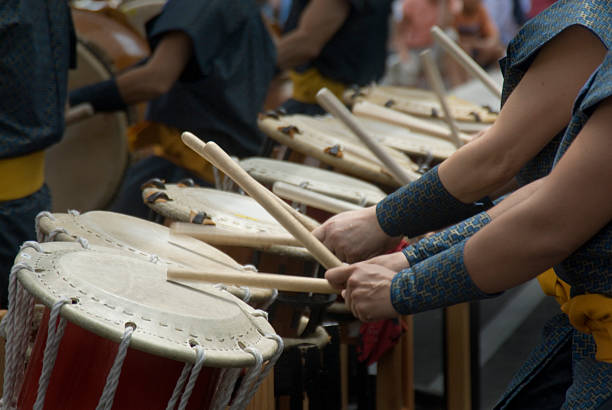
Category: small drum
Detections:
[
  {"x1": 46, "y1": 39, "x2": 129, "y2": 212},
  {"x1": 142, "y1": 184, "x2": 335, "y2": 337},
  {"x1": 3, "y1": 241, "x2": 282, "y2": 409},
  {"x1": 258, "y1": 113, "x2": 444, "y2": 187},
  {"x1": 35, "y1": 210, "x2": 277, "y2": 309},
  {"x1": 344, "y1": 84, "x2": 498, "y2": 125}
]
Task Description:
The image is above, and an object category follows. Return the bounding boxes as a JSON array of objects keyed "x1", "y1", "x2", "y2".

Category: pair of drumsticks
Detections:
[{"x1": 168, "y1": 26, "x2": 501, "y2": 295}]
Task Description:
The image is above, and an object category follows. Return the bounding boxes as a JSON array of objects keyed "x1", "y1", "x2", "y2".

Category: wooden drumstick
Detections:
[
  {"x1": 167, "y1": 267, "x2": 339, "y2": 294},
  {"x1": 420, "y1": 49, "x2": 463, "y2": 148},
  {"x1": 171, "y1": 222, "x2": 302, "y2": 248},
  {"x1": 181, "y1": 133, "x2": 320, "y2": 232},
  {"x1": 64, "y1": 103, "x2": 94, "y2": 125},
  {"x1": 316, "y1": 88, "x2": 414, "y2": 185},
  {"x1": 181, "y1": 132, "x2": 342, "y2": 269},
  {"x1": 272, "y1": 181, "x2": 362, "y2": 214},
  {"x1": 352, "y1": 100, "x2": 471, "y2": 145},
  {"x1": 430, "y1": 26, "x2": 502, "y2": 99}
]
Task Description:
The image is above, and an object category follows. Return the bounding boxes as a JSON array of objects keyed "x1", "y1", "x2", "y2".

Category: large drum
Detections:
[
  {"x1": 141, "y1": 184, "x2": 334, "y2": 337},
  {"x1": 46, "y1": 39, "x2": 129, "y2": 212},
  {"x1": 118, "y1": 0, "x2": 167, "y2": 38},
  {"x1": 3, "y1": 241, "x2": 282, "y2": 409},
  {"x1": 258, "y1": 113, "x2": 451, "y2": 187},
  {"x1": 35, "y1": 210, "x2": 277, "y2": 309}
]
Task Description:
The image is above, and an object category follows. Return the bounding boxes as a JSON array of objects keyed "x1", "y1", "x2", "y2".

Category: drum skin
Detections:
[{"x1": 46, "y1": 40, "x2": 128, "y2": 212}]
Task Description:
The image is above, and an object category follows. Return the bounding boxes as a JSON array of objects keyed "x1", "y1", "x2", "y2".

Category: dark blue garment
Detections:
[
  {"x1": 499, "y1": 0, "x2": 612, "y2": 186},
  {"x1": 0, "y1": 0, "x2": 74, "y2": 159},
  {"x1": 0, "y1": 186, "x2": 51, "y2": 308},
  {"x1": 283, "y1": 0, "x2": 392, "y2": 87},
  {"x1": 145, "y1": 0, "x2": 277, "y2": 157}
]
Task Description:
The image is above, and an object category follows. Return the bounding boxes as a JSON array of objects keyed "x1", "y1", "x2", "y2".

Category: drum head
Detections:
[
  {"x1": 240, "y1": 157, "x2": 385, "y2": 206},
  {"x1": 36, "y1": 211, "x2": 275, "y2": 305},
  {"x1": 15, "y1": 242, "x2": 278, "y2": 367},
  {"x1": 46, "y1": 40, "x2": 128, "y2": 212}
]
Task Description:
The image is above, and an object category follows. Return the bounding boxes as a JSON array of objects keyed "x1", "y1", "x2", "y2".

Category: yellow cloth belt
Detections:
[
  {"x1": 127, "y1": 122, "x2": 215, "y2": 183},
  {"x1": 0, "y1": 150, "x2": 45, "y2": 202},
  {"x1": 538, "y1": 268, "x2": 612, "y2": 363},
  {"x1": 290, "y1": 68, "x2": 347, "y2": 105}
]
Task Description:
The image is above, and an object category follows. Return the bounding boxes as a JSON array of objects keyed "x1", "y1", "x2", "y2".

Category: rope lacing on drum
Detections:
[
  {"x1": 95, "y1": 324, "x2": 136, "y2": 410},
  {"x1": 34, "y1": 211, "x2": 55, "y2": 242},
  {"x1": 48, "y1": 227, "x2": 69, "y2": 242},
  {"x1": 251, "y1": 309, "x2": 268, "y2": 321},
  {"x1": 149, "y1": 254, "x2": 161, "y2": 264},
  {"x1": 77, "y1": 237, "x2": 90, "y2": 249},
  {"x1": 239, "y1": 286, "x2": 252, "y2": 303},
  {"x1": 242, "y1": 264, "x2": 258, "y2": 272},
  {"x1": 67, "y1": 209, "x2": 81, "y2": 216},
  {"x1": 260, "y1": 288, "x2": 278, "y2": 311},
  {"x1": 229, "y1": 347, "x2": 264, "y2": 410},
  {"x1": 209, "y1": 368, "x2": 242, "y2": 410},
  {"x1": 20, "y1": 241, "x2": 43, "y2": 253},
  {"x1": 1, "y1": 262, "x2": 36, "y2": 410},
  {"x1": 238, "y1": 334, "x2": 284, "y2": 408},
  {"x1": 33, "y1": 298, "x2": 71, "y2": 410},
  {"x1": 356, "y1": 193, "x2": 368, "y2": 207},
  {"x1": 177, "y1": 346, "x2": 206, "y2": 410}
]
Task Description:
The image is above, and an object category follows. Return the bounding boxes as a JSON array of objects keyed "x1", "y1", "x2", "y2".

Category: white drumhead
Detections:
[
  {"x1": 36, "y1": 211, "x2": 276, "y2": 305},
  {"x1": 15, "y1": 242, "x2": 278, "y2": 367},
  {"x1": 119, "y1": 0, "x2": 166, "y2": 38},
  {"x1": 46, "y1": 40, "x2": 128, "y2": 212},
  {"x1": 240, "y1": 157, "x2": 385, "y2": 206}
]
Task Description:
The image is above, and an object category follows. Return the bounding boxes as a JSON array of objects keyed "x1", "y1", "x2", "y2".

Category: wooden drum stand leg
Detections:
[
  {"x1": 444, "y1": 303, "x2": 472, "y2": 410},
  {"x1": 376, "y1": 316, "x2": 414, "y2": 410},
  {"x1": 245, "y1": 369, "x2": 275, "y2": 410}
]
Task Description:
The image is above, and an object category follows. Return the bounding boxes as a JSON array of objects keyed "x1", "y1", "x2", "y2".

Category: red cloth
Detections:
[{"x1": 357, "y1": 239, "x2": 410, "y2": 365}]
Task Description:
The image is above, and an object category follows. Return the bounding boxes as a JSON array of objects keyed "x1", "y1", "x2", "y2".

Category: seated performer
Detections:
[
  {"x1": 0, "y1": 1, "x2": 74, "y2": 307},
  {"x1": 316, "y1": 0, "x2": 612, "y2": 406},
  {"x1": 70, "y1": 0, "x2": 277, "y2": 216},
  {"x1": 275, "y1": 0, "x2": 392, "y2": 115}
]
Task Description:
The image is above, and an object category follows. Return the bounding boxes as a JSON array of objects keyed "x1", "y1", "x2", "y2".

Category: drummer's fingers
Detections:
[{"x1": 325, "y1": 264, "x2": 354, "y2": 289}]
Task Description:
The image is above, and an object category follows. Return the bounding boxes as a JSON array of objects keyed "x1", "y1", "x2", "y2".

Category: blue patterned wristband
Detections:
[
  {"x1": 402, "y1": 212, "x2": 491, "y2": 266},
  {"x1": 376, "y1": 166, "x2": 492, "y2": 238},
  {"x1": 69, "y1": 78, "x2": 127, "y2": 112},
  {"x1": 391, "y1": 240, "x2": 498, "y2": 315}
]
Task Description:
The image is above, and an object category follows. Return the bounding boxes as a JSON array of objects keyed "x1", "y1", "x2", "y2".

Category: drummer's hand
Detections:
[
  {"x1": 365, "y1": 252, "x2": 409, "y2": 272},
  {"x1": 313, "y1": 206, "x2": 401, "y2": 263},
  {"x1": 325, "y1": 262, "x2": 398, "y2": 322}
]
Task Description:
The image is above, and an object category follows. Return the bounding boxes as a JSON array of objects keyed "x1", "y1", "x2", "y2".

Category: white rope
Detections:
[
  {"x1": 209, "y1": 368, "x2": 241, "y2": 410},
  {"x1": 48, "y1": 228, "x2": 68, "y2": 242},
  {"x1": 67, "y1": 209, "x2": 80, "y2": 216},
  {"x1": 260, "y1": 288, "x2": 278, "y2": 311},
  {"x1": 213, "y1": 166, "x2": 223, "y2": 190},
  {"x1": 238, "y1": 287, "x2": 251, "y2": 304},
  {"x1": 95, "y1": 325, "x2": 135, "y2": 410},
  {"x1": 238, "y1": 334, "x2": 284, "y2": 409},
  {"x1": 228, "y1": 348, "x2": 263, "y2": 410},
  {"x1": 20, "y1": 241, "x2": 43, "y2": 253},
  {"x1": 149, "y1": 254, "x2": 160, "y2": 264},
  {"x1": 250, "y1": 309, "x2": 268, "y2": 321},
  {"x1": 77, "y1": 237, "x2": 90, "y2": 250},
  {"x1": 242, "y1": 264, "x2": 257, "y2": 272},
  {"x1": 1, "y1": 263, "x2": 36, "y2": 410},
  {"x1": 33, "y1": 298, "x2": 71, "y2": 410},
  {"x1": 356, "y1": 193, "x2": 368, "y2": 207},
  {"x1": 165, "y1": 362, "x2": 193, "y2": 410},
  {"x1": 177, "y1": 346, "x2": 206, "y2": 410},
  {"x1": 34, "y1": 211, "x2": 55, "y2": 242}
]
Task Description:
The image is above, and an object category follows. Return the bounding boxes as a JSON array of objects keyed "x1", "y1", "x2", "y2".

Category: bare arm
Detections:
[
  {"x1": 116, "y1": 31, "x2": 193, "y2": 105},
  {"x1": 467, "y1": 97, "x2": 612, "y2": 293},
  {"x1": 276, "y1": 0, "x2": 350, "y2": 70},
  {"x1": 439, "y1": 25, "x2": 606, "y2": 203}
]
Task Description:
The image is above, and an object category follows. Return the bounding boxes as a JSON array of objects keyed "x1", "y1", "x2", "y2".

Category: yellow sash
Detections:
[
  {"x1": 127, "y1": 122, "x2": 215, "y2": 183},
  {"x1": 0, "y1": 150, "x2": 45, "y2": 202},
  {"x1": 290, "y1": 68, "x2": 347, "y2": 105},
  {"x1": 538, "y1": 268, "x2": 612, "y2": 363}
]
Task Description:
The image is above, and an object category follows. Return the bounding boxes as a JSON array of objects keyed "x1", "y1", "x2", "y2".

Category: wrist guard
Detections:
[
  {"x1": 376, "y1": 166, "x2": 493, "y2": 238},
  {"x1": 402, "y1": 212, "x2": 491, "y2": 266},
  {"x1": 69, "y1": 78, "x2": 126, "y2": 112},
  {"x1": 391, "y1": 240, "x2": 498, "y2": 315}
]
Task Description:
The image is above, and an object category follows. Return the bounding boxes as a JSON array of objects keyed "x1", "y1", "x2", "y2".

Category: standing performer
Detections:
[
  {"x1": 317, "y1": 1, "x2": 612, "y2": 407},
  {"x1": 69, "y1": 0, "x2": 277, "y2": 216},
  {"x1": 276, "y1": 0, "x2": 393, "y2": 115},
  {"x1": 0, "y1": 0, "x2": 74, "y2": 307}
]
